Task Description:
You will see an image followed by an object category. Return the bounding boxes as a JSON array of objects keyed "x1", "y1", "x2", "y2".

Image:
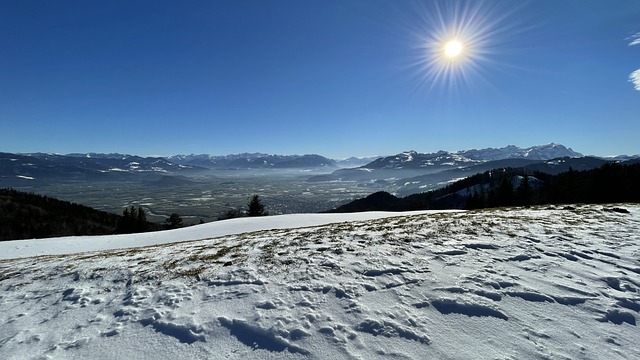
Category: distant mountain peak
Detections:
[
  {"x1": 456, "y1": 144, "x2": 582, "y2": 161},
  {"x1": 362, "y1": 144, "x2": 583, "y2": 170}
]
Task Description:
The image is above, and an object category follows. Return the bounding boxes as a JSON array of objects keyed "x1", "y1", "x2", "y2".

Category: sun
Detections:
[
  {"x1": 404, "y1": 0, "x2": 527, "y2": 96},
  {"x1": 444, "y1": 40, "x2": 463, "y2": 59}
]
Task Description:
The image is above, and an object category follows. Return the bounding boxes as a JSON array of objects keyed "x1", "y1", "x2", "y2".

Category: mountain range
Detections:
[
  {"x1": 1, "y1": 144, "x2": 637, "y2": 195},
  {"x1": 0, "y1": 152, "x2": 336, "y2": 186},
  {"x1": 330, "y1": 161, "x2": 640, "y2": 213},
  {"x1": 166, "y1": 153, "x2": 336, "y2": 169},
  {"x1": 306, "y1": 144, "x2": 602, "y2": 194},
  {"x1": 364, "y1": 144, "x2": 583, "y2": 170}
]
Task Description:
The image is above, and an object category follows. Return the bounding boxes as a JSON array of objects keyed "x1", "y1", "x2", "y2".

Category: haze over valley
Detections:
[{"x1": 2, "y1": 143, "x2": 634, "y2": 222}]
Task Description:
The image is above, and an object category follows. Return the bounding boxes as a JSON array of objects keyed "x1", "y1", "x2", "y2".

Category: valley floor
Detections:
[{"x1": 1, "y1": 205, "x2": 639, "y2": 359}]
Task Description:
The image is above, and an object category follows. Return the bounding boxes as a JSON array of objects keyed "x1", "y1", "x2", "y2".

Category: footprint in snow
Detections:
[
  {"x1": 430, "y1": 298, "x2": 508, "y2": 321},
  {"x1": 218, "y1": 317, "x2": 310, "y2": 355}
]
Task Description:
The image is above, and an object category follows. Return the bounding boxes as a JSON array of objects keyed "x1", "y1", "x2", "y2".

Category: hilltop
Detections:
[{"x1": 0, "y1": 205, "x2": 638, "y2": 359}]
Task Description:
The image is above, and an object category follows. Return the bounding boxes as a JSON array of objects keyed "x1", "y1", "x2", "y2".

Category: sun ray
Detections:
[{"x1": 401, "y1": 0, "x2": 530, "y2": 99}]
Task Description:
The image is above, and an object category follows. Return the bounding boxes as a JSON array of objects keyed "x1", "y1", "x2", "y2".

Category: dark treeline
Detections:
[
  {"x1": 115, "y1": 205, "x2": 162, "y2": 234},
  {"x1": 0, "y1": 189, "x2": 166, "y2": 241},
  {"x1": 1, "y1": 189, "x2": 267, "y2": 241},
  {"x1": 331, "y1": 162, "x2": 640, "y2": 213},
  {"x1": 0, "y1": 188, "x2": 121, "y2": 241}
]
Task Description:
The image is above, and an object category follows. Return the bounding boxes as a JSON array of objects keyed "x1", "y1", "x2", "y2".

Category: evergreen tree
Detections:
[
  {"x1": 116, "y1": 206, "x2": 136, "y2": 234},
  {"x1": 247, "y1": 195, "x2": 268, "y2": 216},
  {"x1": 123, "y1": 207, "x2": 131, "y2": 220},
  {"x1": 465, "y1": 190, "x2": 485, "y2": 210},
  {"x1": 164, "y1": 213, "x2": 183, "y2": 229},
  {"x1": 116, "y1": 205, "x2": 150, "y2": 233},
  {"x1": 495, "y1": 176, "x2": 515, "y2": 207},
  {"x1": 516, "y1": 175, "x2": 532, "y2": 207},
  {"x1": 136, "y1": 206, "x2": 147, "y2": 231}
]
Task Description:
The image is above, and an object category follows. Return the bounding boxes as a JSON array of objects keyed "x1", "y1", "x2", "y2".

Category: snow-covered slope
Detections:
[
  {"x1": 0, "y1": 212, "x2": 436, "y2": 260},
  {"x1": 1, "y1": 206, "x2": 639, "y2": 359}
]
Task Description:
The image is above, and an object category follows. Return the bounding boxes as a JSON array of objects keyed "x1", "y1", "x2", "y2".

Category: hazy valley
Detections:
[{"x1": 2, "y1": 144, "x2": 638, "y2": 225}]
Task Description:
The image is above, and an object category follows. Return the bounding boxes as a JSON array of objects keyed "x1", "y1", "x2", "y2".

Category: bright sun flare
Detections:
[
  {"x1": 444, "y1": 40, "x2": 463, "y2": 59},
  {"x1": 410, "y1": 1, "x2": 523, "y2": 95}
]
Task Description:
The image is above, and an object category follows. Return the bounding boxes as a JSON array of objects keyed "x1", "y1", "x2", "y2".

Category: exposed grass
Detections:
[
  {"x1": 163, "y1": 260, "x2": 179, "y2": 270},
  {"x1": 177, "y1": 266, "x2": 206, "y2": 277},
  {"x1": 75, "y1": 247, "x2": 148, "y2": 261},
  {"x1": 188, "y1": 245, "x2": 240, "y2": 262}
]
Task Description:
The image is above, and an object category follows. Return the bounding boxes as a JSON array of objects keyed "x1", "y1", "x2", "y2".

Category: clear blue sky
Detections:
[{"x1": 1, "y1": 0, "x2": 639, "y2": 158}]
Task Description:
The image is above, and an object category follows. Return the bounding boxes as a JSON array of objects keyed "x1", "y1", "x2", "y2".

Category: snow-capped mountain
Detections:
[
  {"x1": 0, "y1": 152, "x2": 337, "y2": 186},
  {"x1": 365, "y1": 144, "x2": 583, "y2": 170},
  {"x1": 458, "y1": 143, "x2": 583, "y2": 161},
  {"x1": 0, "y1": 152, "x2": 204, "y2": 185},
  {"x1": 1, "y1": 205, "x2": 638, "y2": 359},
  {"x1": 306, "y1": 144, "x2": 591, "y2": 187},
  {"x1": 166, "y1": 153, "x2": 336, "y2": 169},
  {"x1": 364, "y1": 150, "x2": 482, "y2": 170},
  {"x1": 1, "y1": 145, "x2": 631, "y2": 200},
  {"x1": 166, "y1": 153, "x2": 272, "y2": 168},
  {"x1": 335, "y1": 156, "x2": 382, "y2": 168}
]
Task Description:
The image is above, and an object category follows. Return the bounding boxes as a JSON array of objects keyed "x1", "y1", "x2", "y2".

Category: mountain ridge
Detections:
[
  {"x1": 3, "y1": 144, "x2": 637, "y2": 196},
  {"x1": 360, "y1": 144, "x2": 583, "y2": 170},
  {"x1": 329, "y1": 161, "x2": 640, "y2": 213}
]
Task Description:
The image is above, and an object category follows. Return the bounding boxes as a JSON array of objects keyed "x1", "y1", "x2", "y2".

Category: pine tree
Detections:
[
  {"x1": 116, "y1": 205, "x2": 149, "y2": 233},
  {"x1": 516, "y1": 175, "x2": 532, "y2": 207},
  {"x1": 496, "y1": 176, "x2": 515, "y2": 207},
  {"x1": 247, "y1": 195, "x2": 268, "y2": 217},
  {"x1": 164, "y1": 213, "x2": 183, "y2": 229},
  {"x1": 136, "y1": 206, "x2": 147, "y2": 231}
]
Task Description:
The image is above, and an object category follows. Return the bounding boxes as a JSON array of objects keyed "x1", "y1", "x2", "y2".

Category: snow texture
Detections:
[{"x1": 1, "y1": 205, "x2": 639, "y2": 359}]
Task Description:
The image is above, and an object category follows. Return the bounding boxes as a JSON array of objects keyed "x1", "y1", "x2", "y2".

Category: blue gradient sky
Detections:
[{"x1": 1, "y1": 1, "x2": 639, "y2": 158}]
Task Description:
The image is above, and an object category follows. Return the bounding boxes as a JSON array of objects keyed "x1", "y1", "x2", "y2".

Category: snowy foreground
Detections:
[{"x1": 1, "y1": 206, "x2": 639, "y2": 359}]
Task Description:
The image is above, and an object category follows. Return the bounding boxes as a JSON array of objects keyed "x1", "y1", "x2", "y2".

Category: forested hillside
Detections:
[
  {"x1": 331, "y1": 162, "x2": 640, "y2": 212},
  {"x1": 0, "y1": 188, "x2": 122, "y2": 241}
]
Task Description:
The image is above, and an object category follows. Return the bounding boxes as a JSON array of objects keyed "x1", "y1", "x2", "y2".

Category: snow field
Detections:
[{"x1": 0, "y1": 205, "x2": 639, "y2": 359}]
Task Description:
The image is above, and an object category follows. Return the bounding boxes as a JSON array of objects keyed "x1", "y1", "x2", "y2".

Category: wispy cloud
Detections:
[
  {"x1": 630, "y1": 69, "x2": 640, "y2": 91},
  {"x1": 629, "y1": 32, "x2": 640, "y2": 91}
]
